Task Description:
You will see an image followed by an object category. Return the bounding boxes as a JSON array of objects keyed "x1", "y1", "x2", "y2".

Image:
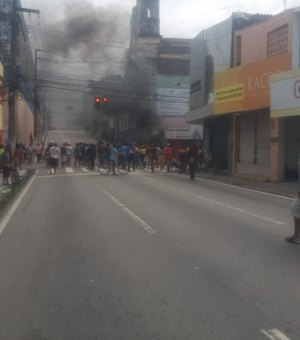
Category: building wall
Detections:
[
  {"x1": 234, "y1": 10, "x2": 293, "y2": 66},
  {"x1": 292, "y1": 10, "x2": 300, "y2": 68},
  {"x1": 189, "y1": 36, "x2": 207, "y2": 110},
  {"x1": 16, "y1": 94, "x2": 34, "y2": 145}
]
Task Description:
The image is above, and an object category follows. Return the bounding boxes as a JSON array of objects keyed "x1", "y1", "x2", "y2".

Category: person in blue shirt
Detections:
[{"x1": 110, "y1": 144, "x2": 118, "y2": 175}]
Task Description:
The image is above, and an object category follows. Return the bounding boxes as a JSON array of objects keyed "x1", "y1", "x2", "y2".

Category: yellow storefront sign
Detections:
[
  {"x1": 215, "y1": 84, "x2": 244, "y2": 104},
  {"x1": 214, "y1": 53, "x2": 291, "y2": 114}
]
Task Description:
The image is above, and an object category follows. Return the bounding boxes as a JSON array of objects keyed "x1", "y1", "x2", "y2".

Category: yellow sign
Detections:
[
  {"x1": 214, "y1": 53, "x2": 291, "y2": 114},
  {"x1": 215, "y1": 84, "x2": 244, "y2": 104}
]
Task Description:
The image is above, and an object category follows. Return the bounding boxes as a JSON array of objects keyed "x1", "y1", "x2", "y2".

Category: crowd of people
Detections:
[
  {"x1": 0, "y1": 140, "x2": 207, "y2": 182},
  {"x1": 0, "y1": 142, "x2": 43, "y2": 185}
]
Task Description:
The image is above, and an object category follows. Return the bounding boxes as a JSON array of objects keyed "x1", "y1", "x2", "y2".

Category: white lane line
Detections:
[
  {"x1": 65, "y1": 167, "x2": 74, "y2": 173},
  {"x1": 0, "y1": 172, "x2": 37, "y2": 235},
  {"x1": 102, "y1": 189, "x2": 156, "y2": 234},
  {"x1": 144, "y1": 177, "x2": 285, "y2": 226},
  {"x1": 193, "y1": 193, "x2": 285, "y2": 226},
  {"x1": 261, "y1": 328, "x2": 291, "y2": 340},
  {"x1": 198, "y1": 177, "x2": 295, "y2": 201}
]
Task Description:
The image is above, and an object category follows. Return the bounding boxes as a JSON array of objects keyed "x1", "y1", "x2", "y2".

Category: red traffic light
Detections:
[
  {"x1": 103, "y1": 97, "x2": 108, "y2": 103},
  {"x1": 94, "y1": 97, "x2": 101, "y2": 109}
]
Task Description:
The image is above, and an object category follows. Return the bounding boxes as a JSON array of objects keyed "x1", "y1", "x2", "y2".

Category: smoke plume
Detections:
[{"x1": 47, "y1": 0, "x2": 131, "y2": 75}]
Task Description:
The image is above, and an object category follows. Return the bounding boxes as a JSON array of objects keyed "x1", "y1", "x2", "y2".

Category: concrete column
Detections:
[
  {"x1": 232, "y1": 113, "x2": 239, "y2": 176},
  {"x1": 270, "y1": 117, "x2": 280, "y2": 182}
]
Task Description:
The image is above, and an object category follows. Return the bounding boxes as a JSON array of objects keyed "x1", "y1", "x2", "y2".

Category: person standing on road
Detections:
[
  {"x1": 285, "y1": 191, "x2": 300, "y2": 244},
  {"x1": 110, "y1": 144, "x2": 118, "y2": 175},
  {"x1": 298, "y1": 138, "x2": 300, "y2": 185},
  {"x1": 164, "y1": 143, "x2": 173, "y2": 173},
  {"x1": 2, "y1": 145, "x2": 11, "y2": 185},
  {"x1": 187, "y1": 146, "x2": 198, "y2": 181},
  {"x1": 65, "y1": 143, "x2": 73, "y2": 167},
  {"x1": 128, "y1": 144, "x2": 135, "y2": 171},
  {"x1": 49, "y1": 143, "x2": 61, "y2": 175},
  {"x1": 74, "y1": 143, "x2": 82, "y2": 168},
  {"x1": 60, "y1": 143, "x2": 67, "y2": 168}
]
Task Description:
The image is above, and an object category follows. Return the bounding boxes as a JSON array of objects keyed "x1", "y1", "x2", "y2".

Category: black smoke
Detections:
[{"x1": 47, "y1": 0, "x2": 130, "y2": 74}]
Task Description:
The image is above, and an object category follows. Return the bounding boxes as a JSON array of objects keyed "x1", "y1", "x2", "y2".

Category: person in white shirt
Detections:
[{"x1": 49, "y1": 143, "x2": 61, "y2": 174}]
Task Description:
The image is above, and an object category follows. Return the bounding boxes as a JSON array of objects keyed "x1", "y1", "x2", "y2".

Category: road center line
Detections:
[
  {"x1": 261, "y1": 328, "x2": 291, "y2": 340},
  {"x1": 102, "y1": 189, "x2": 156, "y2": 234},
  {"x1": 0, "y1": 171, "x2": 37, "y2": 235}
]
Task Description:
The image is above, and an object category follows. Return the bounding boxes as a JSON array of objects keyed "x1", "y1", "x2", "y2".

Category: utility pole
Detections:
[
  {"x1": 34, "y1": 49, "x2": 48, "y2": 139},
  {"x1": 8, "y1": 0, "x2": 39, "y2": 144},
  {"x1": 8, "y1": 0, "x2": 18, "y2": 145}
]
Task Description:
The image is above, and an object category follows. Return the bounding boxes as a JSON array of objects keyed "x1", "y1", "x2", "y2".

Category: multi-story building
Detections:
[
  {"x1": 120, "y1": 0, "x2": 197, "y2": 145},
  {"x1": 186, "y1": 12, "x2": 271, "y2": 175},
  {"x1": 270, "y1": 8, "x2": 300, "y2": 182},
  {"x1": 187, "y1": 8, "x2": 300, "y2": 182},
  {"x1": 0, "y1": 0, "x2": 36, "y2": 145}
]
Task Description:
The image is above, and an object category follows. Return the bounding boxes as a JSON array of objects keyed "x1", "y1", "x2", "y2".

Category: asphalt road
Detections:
[{"x1": 0, "y1": 133, "x2": 299, "y2": 340}]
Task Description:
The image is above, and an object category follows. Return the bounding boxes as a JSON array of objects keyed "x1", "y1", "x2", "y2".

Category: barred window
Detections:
[{"x1": 267, "y1": 24, "x2": 288, "y2": 58}]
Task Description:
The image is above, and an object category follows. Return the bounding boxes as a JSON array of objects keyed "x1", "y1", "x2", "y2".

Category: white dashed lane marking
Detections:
[
  {"x1": 261, "y1": 328, "x2": 291, "y2": 340},
  {"x1": 102, "y1": 189, "x2": 156, "y2": 234}
]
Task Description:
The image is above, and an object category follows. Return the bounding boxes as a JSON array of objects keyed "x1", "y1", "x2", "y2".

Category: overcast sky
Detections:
[{"x1": 23, "y1": 0, "x2": 300, "y2": 40}]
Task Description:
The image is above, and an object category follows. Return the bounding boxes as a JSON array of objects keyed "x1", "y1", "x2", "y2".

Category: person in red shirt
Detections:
[
  {"x1": 163, "y1": 143, "x2": 173, "y2": 173},
  {"x1": 13, "y1": 143, "x2": 24, "y2": 170}
]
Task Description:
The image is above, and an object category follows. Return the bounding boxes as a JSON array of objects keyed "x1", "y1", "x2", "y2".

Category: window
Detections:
[
  {"x1": 267, "y1": 24, "x2": 288, "y2": 57},
  {"x1": 235, "y1": 35, "x2": 241, "y2": 66}
]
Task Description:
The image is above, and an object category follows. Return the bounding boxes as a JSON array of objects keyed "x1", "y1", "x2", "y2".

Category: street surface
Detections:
[{"x1": 0, "y1": 130, "x2": 298, "y2": 340}]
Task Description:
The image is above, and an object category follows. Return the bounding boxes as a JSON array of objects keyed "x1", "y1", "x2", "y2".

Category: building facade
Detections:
[
  {"x1": 0, "y1": 0, "x2": 36, "y2": 145},
  {"x1": 120, "y1": 0, "x2": 196, "y2": 145},
  {"x1": 186, "y1": 12, "x2": 271, "y2": 174},
  {"x1": 187, "y1": 8, "x2": 300, "y2": 182}
]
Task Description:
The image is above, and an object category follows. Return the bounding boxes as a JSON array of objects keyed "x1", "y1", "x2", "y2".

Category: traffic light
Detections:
[
  {"x1": 102, "y1": 96, "x2": 108, "y2": 103},
  {"x1": 94, "y1": 97, "x2": 101, "y2": 109}
]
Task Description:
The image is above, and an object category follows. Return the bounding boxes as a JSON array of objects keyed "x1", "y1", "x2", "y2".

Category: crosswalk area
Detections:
[
  {"x1": 37, "y1": 165, "x2": 171, "y2": 178},
  {"x1": 38, "y1": 166, "x2": 100, "y2": 177},
  {"x1": 37, "y1": 166, "x2": 148, "y2": 177}
]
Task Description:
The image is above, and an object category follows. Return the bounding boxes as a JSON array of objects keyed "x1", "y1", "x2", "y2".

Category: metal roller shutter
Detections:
[
  {"x1": 285, "y1": 117, "x2": 300, "y2": 179},
  {"x1": 237, "y1": 111, "x2": 270, "y2": 177},
  {"x1": 237, "y1": 114, "x2": 255, "y2": 173},
  {"x1": 256, "y1": 112, "x2": 271, "y2": 175}
]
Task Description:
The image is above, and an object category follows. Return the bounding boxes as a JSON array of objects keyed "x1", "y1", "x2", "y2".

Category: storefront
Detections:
[
  {"x1": 214, "y1": 53, "x2": 291, "y2": 180},
  {"x1": 271, "y1": 70, "x2": 300, "y2": 181}
]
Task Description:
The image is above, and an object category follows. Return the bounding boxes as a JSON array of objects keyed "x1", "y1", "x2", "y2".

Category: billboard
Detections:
[
  {"x1": 157, "y1": 88, "x2": 189, "y2": 116},
  {"x1": 162, "y1": 117, "x2": 203, "y2": 140},
  {"x1": 271, "y1": 70, "x2": 300, "y2": 117},
  {"x1": 214, "y1": 53, "x2": 291, "y2": 114}
]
